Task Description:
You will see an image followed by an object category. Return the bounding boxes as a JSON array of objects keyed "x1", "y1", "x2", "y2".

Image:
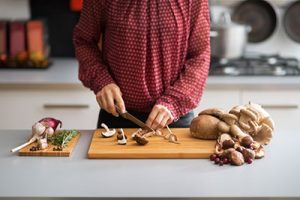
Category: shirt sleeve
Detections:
[
  {"x1": 156, "y1": 0, "x2": 211, "y2": 120},
  {"x1": 73, "y1": 0, "x2": 115, "y2": 94}
]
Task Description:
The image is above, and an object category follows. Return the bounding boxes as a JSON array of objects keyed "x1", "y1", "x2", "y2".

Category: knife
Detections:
[{"x1": 115, "y1": 105, "x2": 154, "y2": 132}]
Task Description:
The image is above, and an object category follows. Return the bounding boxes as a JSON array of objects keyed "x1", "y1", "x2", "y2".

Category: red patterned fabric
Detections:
[{"x1": 73, "y1": 0, "x2": 211, "y2": 119}]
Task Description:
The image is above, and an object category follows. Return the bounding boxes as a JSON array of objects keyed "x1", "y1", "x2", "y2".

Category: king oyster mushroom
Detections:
[{"x1": 100, "y1": 123, "x2": 116, "y2": 138}]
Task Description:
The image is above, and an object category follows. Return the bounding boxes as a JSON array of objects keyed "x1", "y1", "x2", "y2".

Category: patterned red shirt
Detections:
[{"x1": 73, "y1": 0, "x2": 211, "y2": 119}]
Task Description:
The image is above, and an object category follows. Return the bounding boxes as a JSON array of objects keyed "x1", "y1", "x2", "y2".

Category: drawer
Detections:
[
  {"x1": 242, "y1": 90, "x2": 300, "y2": 131},
  {"x1": 0, "y1": 88, "x2": 99, "y2": 129}
]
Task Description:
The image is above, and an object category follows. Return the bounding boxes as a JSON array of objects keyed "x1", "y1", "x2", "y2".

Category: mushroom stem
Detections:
[{"x1": 101, "y1": 123, "x2": 110, "y2": 132}]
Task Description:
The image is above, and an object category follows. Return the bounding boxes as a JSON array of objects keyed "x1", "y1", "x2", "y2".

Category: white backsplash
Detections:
[{"x1": 0, "y1": 0, "x2": 30, "y2": 20}]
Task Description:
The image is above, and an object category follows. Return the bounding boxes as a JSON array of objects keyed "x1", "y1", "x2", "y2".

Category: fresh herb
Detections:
[{"x1": 48, "y1": 130, "x2": 78, "y2": 149}]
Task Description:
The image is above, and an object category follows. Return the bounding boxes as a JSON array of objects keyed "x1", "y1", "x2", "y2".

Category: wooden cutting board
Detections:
[
  {"x1": 88, "y1": 128, "x2": 216, "y2": 159},
  {"x1": 19, "y1": 133, "x2": 80, "y2": 157}
]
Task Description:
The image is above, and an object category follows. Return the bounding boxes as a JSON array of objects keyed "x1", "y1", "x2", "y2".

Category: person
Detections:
[{"x1": 73, "y1": 0, "x2": 210, "y2": 130}]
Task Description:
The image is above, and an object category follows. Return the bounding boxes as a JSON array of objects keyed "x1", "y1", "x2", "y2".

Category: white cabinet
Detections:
[
  {"x1": 0, "y1": 88, "x2": 100, "y2": 130},
  {"x1": 194, "y1": 89, "x2": 240, "y2": 115},
  {"x1": 241, "y1": 90, "x2": 300, "y2": 131}
]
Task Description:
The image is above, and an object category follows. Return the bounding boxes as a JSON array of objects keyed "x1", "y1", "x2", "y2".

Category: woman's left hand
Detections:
[{"x1": 146, "y1": 105, "x2": 174, "y2": 130}]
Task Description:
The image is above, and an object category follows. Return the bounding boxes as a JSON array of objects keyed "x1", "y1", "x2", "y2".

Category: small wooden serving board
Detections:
[
  {"x1": 88, "y1": 128, "x2": 215, "y2": 159},
  {"x1": 19, "y1": 133, "x2": 80, "y2": 157}
]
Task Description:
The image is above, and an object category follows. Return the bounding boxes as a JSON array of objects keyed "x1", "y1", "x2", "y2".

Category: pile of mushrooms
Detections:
[{"x1": 190, "y1": 102, "x2": 275, "y2": 166}]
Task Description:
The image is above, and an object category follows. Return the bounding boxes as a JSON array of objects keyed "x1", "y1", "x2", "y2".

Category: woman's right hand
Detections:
[{"x1": 96, "y1": 83, "x2": 126, "y2": 117}]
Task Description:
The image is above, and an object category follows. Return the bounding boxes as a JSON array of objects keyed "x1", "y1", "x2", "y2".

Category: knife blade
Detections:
[{"x1": 115, "y1": 105, "x2": 154, "y2": 132}]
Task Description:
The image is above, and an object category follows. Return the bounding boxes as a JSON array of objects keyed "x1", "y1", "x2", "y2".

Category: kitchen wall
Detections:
[{"x1": 210, "y1": 1, "x2": 300, "y2": 60}]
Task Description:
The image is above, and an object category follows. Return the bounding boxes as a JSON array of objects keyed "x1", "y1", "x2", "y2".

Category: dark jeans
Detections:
[{"x1": 97, "y1": 109, "x2": 194, "y2": 128}]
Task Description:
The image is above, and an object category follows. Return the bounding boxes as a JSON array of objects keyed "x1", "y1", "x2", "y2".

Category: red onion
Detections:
[{"x1": 39, "y1": 117, "x2": 62, "y2": 131}]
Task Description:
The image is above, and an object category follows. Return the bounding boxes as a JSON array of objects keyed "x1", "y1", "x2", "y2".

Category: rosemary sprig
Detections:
[{"x1": 48, "y1": 130, "x2": 78, "y2": 148}]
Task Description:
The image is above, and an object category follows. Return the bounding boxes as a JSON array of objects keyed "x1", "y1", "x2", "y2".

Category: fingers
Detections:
[
  {"x1": 96, "y1": 83, "x2": 125, "y2": 117},
  {"x1": 146, "y1": 105, "x2": 174, "y2": 130},
  {"x1": 113, "y1": 90, "x2": 126, "y2": 113}
]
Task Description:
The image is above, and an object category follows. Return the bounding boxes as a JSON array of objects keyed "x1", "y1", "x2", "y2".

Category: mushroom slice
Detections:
[
  {"x1": 133, "y1": 133, "x2": 149, "y2": 145},
  {"x1": 198, "y1": 108, "x2": 226, "y2": 119},
  {"x1": 253, "y1": 123, "x2": 273, "y2": 145},
  {"x1": 117, "y1": 128, "x2": 127, "y2": 145},
  {"x1": 100, "y1": 123, "x2": 116, "y2": 138}
]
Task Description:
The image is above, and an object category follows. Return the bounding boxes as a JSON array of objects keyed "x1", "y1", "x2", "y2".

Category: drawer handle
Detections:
[
  {"x1": 44, "y1": 104, "x2": 90, "y2": 109},
  {"x1": 261, "y1": 104, "x2": 299, "y2": 109}
]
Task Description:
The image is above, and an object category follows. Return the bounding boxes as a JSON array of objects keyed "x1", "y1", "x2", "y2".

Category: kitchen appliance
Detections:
[
  {"x1": 211, "y1": 12, "x2": 250, "y2": 59},
  {"x1": 283, "y1": 0, "x2": 300, "y2": 43},
  {"x1": 209, "y1": 54, "x2": 300, "y2": 76},
  {"x1": 232, "y1": 0, "x2": 277, "y2": 43},
  {"x1": 88, "y1": 128, "x2": 215, "y2": 159}
]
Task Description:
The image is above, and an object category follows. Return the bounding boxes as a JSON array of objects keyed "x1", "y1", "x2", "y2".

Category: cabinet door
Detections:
[
  {"x1": 0, "y1": 89, "x2": 99, "y2": 129},
  {"x1": 242, "y1": 90, "x2": 300, "y2": 131},
  {"x1": 194, "y1": 89, "x2": 240, "y2": 115}
]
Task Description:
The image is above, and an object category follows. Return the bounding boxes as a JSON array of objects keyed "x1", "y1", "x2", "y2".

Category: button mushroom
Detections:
[
  {"x1": 100, "y1": 123, "x2": 116, "y2": 138},
  {"x1": 222, "y1": 148, "x2": 245, "y2": 166},
  {"x1": 133, "y1": 133, "x2": 149, "y2": 145}
]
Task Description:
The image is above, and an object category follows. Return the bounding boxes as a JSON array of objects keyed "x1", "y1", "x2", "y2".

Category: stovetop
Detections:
[{"x1": 209, "y1": 54, "x2": 300, "y2": 76}]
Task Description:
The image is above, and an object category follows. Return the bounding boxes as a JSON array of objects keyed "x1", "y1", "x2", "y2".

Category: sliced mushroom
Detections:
[
  {"x1": 101, "y1": 123, "x2": 116, "y2": 138},
  {"x1": 133, "y1": 133, "x2": 149, "y2": 145},
  {"x1": 117, "y1": 128, "x2": 127, "y2": 145}
]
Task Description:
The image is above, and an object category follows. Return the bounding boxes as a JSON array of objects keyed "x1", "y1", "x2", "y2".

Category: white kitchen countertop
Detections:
[
  {"x1": 0, "y1": 129, "x2": 299, "y2": 199},
  {"x1": 0, "y1": 58, "x2": 300, "y2": 90}
]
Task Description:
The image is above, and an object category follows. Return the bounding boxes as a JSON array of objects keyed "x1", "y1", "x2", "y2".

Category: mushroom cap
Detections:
[
  {"x1": 260, "y1": 117, "x2": 275, "y2": 131},
  {"x1": 245, "y1": 102, "x2": 270, "y2": 120},
  {"x1": 198, "y1": 108, "x2": 226, "y2": 119},
  {"x1": 220, "y1": 113, "x2": 238, "y2": 125},
  {"x1": 229, "y1": 105, "x2": 243, "y2": 118},
  {"x1": 253, "y1": 123, "x2": 273, "y2": 145},
  {"x1": 190, "y1": 115, "x2": 220, "y2": 140}
]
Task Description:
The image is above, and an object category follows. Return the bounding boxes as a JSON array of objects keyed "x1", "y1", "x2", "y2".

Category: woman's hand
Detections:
[
  {"x1": 146, "y1": 105, "x2": 174, "y2": 130},
  {"x1": 96, "y1": 83, "x2": 126, "y2": 117}
]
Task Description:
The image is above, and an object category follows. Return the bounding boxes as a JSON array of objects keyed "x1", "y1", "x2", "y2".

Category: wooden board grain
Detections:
[
  {"x1": 88, "y1": 128, "x2": 215, "y2": 159},
  {"x1": 19, "y1": 133, "x2": 80, "y2": 157}
]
